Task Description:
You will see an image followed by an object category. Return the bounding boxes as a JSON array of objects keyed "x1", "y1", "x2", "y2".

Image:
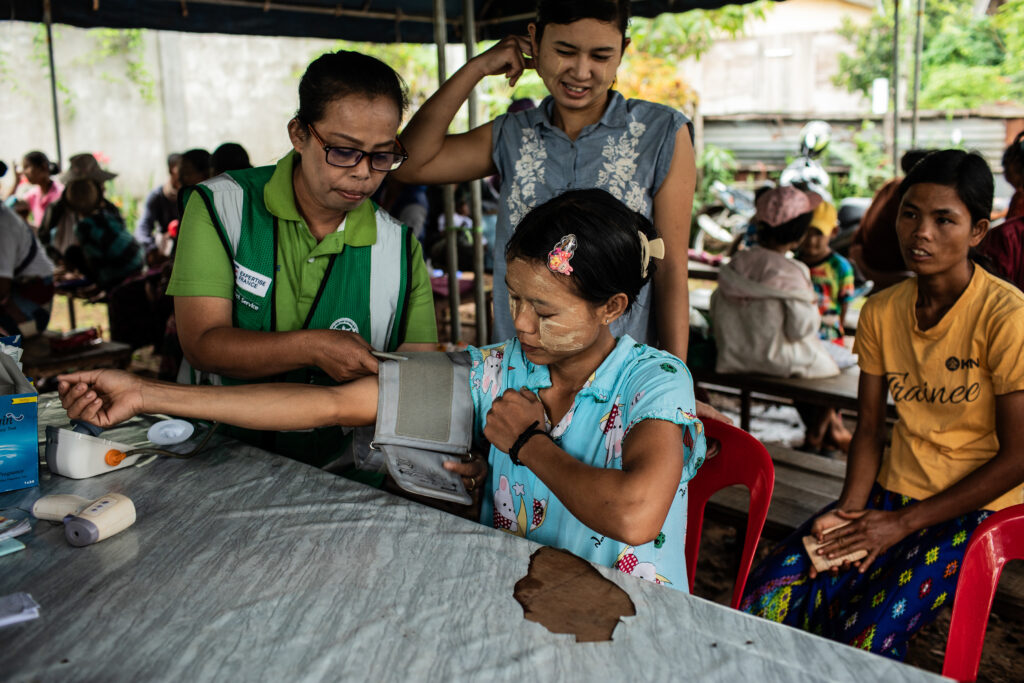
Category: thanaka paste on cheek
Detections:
[
  {"x1": 538, "y1": 315, "x2": 591, "y2": 352},
  {"x1": 509, "y1": 297, "x2": 523, "y2": 325}
]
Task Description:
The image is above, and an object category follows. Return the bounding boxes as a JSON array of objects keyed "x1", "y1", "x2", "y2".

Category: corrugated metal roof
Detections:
[{"x1": 702, "y1": 113, "x2": 1018, "y2": 171}]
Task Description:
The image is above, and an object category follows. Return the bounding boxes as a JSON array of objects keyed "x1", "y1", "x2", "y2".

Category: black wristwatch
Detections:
[{"x1": 508, "y1": 420, "x2": 550, "y2": 466}]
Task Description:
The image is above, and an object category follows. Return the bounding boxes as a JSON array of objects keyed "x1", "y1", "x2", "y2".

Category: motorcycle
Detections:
[{"x1": 692, "y1": 179, "x2": 756, "y2": 253}]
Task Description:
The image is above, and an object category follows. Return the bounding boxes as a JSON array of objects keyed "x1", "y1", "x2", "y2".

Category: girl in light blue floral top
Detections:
[
  {"x1": 463, "y1": 190, "x2": 705, "y2": 589},
  {"x1": 58, "y1": 190, "x2": 706, "y2": 590},
  {"x1": 393, "y1": 0, "x2": 697, "y2": 368}
]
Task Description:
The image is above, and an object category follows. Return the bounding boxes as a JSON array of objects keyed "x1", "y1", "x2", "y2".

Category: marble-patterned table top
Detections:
[{"x1": 0, "y1": 398, "x2": 946, "y2": 682}]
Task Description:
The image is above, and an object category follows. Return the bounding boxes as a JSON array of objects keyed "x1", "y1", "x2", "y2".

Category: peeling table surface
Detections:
[{"x1": 0, "y1": 399, "x2": 947, "y2": 682}]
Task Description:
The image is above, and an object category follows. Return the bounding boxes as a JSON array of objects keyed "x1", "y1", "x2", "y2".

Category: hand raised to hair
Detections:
[{"x1": 470, "y1": 35, "x2": 535, "y2": 87}]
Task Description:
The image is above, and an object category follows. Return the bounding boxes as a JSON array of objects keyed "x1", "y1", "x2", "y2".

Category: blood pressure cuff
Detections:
[{"x1": 362, "y1": 351, "x2": 474, "y2": 505}]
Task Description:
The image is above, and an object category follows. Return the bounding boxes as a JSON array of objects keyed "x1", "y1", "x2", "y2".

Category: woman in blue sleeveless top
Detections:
[{"x1": 393, "y1": 0, "x2": 696, "y2": 367}]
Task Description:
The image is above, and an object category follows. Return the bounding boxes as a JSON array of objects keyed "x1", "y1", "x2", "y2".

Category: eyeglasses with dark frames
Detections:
[{"x1": 305, "y1": 121, "x2": 408, "y2": 172}]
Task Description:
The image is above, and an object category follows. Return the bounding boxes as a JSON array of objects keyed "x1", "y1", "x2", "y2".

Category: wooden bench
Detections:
[
  {"x1": 705, "y1": 443, "x2": 1024, "y2": 617},
  {"x1": 694, "y1": 367, "x2": 896, "y2": 432},
  {"x1": 22, "y1": 340, "x2": 133, "y2": 382},
  {"x1": 687, "y1": 260, "x2": 721, "y2": 281}
]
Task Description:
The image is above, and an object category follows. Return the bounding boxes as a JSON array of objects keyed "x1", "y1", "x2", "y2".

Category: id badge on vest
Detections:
[{"x1": 233, "y1": 260, "x2": 272, "y2": 311}]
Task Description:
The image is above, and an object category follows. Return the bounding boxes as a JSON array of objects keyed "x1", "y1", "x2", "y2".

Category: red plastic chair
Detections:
[
  {"x1": 943, "y1": 503, "x2": 1024, "y2": 682},
  {"x1": 686, "y1": 418, "x2": 775, "y2": 608}
]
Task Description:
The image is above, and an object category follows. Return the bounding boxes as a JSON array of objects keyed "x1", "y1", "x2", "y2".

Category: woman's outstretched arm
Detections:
[{"x1": 58, "y1": 370, "x2": 378, "y2": 431}]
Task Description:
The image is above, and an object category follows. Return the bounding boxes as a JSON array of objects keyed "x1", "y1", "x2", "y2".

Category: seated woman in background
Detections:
[
  {"x1": 19, "y1": 151, "x2": 62, "y2": 228},
  {"x1": 741, "y1": 150, "x2": 1024, "y2": 660},
  {"x1": 58, "y1": 189, "x2": 707, "y2": 590},
  {"x1": 976, "y1": 132, "x2": 1024, "y2": 291},
  {"x1": 710, "y1": 185, "x2": 839, "y2": 379},
  {"x1": 999, "y1": 130, "x2": 1024, "y2": 221},
  {"x1": 211, "y1": 143, "x2": 251, "y2": 175},
  {"x1": 57, "y1": 161, "x2": 143, "y2": 295}
]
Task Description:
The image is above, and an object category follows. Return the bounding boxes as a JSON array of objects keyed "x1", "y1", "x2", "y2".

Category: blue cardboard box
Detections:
[{"x1": 0, "y1": 353, "x2": 38, "y2": 493}]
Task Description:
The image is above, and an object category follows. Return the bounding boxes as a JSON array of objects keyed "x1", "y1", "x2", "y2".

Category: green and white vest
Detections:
[{"x1": 179, "y1": 167, "x2": 416, "y2": 470}]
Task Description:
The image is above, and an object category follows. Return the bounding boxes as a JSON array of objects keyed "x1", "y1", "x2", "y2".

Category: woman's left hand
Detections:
[
  {"x1": 443, "y1": 455, "x2": 488, "y2": 495},
  {"x1": 483, "y1": 388, "x2": 547, "y2": 453},
  {"x1": 817, "y1": 508, "x2": 911, "y2": 574}
]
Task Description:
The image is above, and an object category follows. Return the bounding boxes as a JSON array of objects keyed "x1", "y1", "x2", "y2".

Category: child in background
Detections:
[
  {"x1": 711, "y1": 186, "x2": 839, "y2": 379},
  {"x1": 795, "y1": 200, "x2": 856, "y2": 452},
  {"x1": 797, "y1": 201, "x2": 855, "y2": 341},
  {"x1": 19, "y1": 151, "x2": 62, "y2": 228}
]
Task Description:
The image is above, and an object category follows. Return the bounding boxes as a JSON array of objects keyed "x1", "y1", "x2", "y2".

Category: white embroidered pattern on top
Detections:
[
  {"x1": 507, "y1": 128, "x2": 548, "y2": 227},
  {"x1": 597, "y1": 118, "x2": 649, "y2": 214}
]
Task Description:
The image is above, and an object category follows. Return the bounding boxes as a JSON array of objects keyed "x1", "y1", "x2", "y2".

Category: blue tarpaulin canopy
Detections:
[{"x1": 2, "y1": 0, "x2": 767, "y2": 43}]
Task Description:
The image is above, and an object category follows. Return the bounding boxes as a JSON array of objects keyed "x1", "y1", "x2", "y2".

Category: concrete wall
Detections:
[
  {"x1": 683, "y1": 0, "x2": 874, "y2": 116},
  {"x1": 0, "y1": 21, "x2": 336, "y2": 198}
]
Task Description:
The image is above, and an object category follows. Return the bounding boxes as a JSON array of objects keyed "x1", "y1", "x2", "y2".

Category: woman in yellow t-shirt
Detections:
[{"x1": 741, "y1": 150, "x2": 1024, "y2": 660}]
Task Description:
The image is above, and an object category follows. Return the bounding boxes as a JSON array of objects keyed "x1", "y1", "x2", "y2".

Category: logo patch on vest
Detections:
[
  {"x1": 329, "y1": 317, "x2": 360, "y2": 333},
  {"x1": 233, "y1": 261, "x2": 271, "y2": 298}
]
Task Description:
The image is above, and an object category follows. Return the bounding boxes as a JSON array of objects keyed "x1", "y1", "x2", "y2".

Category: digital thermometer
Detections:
[{"x1": 32, "y1": 493, "x2": 136, "y2": 547}]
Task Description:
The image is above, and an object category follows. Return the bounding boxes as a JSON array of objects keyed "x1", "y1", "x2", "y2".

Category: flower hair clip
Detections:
[{"x1": 547, "y1": 234, "x2": 577, "y2": 275}]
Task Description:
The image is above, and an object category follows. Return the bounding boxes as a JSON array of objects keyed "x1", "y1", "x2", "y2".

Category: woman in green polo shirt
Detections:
[{"x1": 167, "y1": 51, "x2": 437, "y2": 469}]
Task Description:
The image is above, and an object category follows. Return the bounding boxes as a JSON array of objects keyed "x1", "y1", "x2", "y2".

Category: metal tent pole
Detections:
[
  {"x1": 911, "y1": 0, "x2": 924, "y2": 148},
  {"x1": 464, "y1": 0, "x2": 487, "y2": 346},
  {"x1": 891, "y1": 0, "x2": 901, "y2": 173},
  {"x1": 434, "y1": 0, "x2": 461, "y2": 343},
  {"x1": 43, "y1": 0, "x2": 63, "y2": 169}
]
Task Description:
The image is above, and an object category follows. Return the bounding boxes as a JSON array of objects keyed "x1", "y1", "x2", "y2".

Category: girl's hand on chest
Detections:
[{"x1": 484, "y1": 388, "x2": 547, "y2": 452}]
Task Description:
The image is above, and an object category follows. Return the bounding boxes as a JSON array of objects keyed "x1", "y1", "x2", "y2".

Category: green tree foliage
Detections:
[
  {"x1": 620, "y1": 2, "x2": 770, "y2": 113},
  {"x1": 834, "y1": 0, "x2": 1024, "y2": 110},
  {"x1": 324, "y1": 41, "x2": 440, "y2": 113},
  {"x1": 829, "y1": 121, "x2": 890, "y2": 201},
  {"x1": 696, "y1": 144, "x2": 737, "y2": 208},
  {"x1": 628, "y1": 1, "x2": 770, "y2": 61},
  {"x1": 13, "y1": 26, "x2": 156, "y2": 121},
  {"x1": 993, "y1": 0, "x2": 1024, "y2": 92}
]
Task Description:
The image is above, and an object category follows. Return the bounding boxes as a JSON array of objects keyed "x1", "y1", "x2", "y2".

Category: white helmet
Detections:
[{"x1": 799, "y1": 120, "x2": 832, "y2": 159}]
